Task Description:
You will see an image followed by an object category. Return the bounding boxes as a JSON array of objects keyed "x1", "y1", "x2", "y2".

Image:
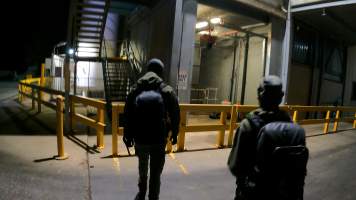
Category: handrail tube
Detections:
[{"x1": 71, "y1": 95, "x2": 106, "y2": 109}]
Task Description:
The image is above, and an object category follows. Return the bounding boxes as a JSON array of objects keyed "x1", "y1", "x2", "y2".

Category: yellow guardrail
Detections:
[
  {"x1": 70, "y1": 95, "x2": 106, "y2": 149},
  {"x1": 18, "y1": 79, "x2": 68, "y2": 160}
]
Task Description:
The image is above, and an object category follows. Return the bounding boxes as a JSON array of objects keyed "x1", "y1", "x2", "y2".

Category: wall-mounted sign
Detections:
[{"x1": 178, "y1": 70, "x2": 188, "y2": 90}]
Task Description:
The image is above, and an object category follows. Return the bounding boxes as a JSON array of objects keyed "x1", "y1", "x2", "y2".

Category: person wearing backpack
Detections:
[
  {"x1": 123, "y1": 58, "x2": 180, "y2": 200},
  {"x1": 228, "y1": 75, "x2": 309, "y2": 200}
]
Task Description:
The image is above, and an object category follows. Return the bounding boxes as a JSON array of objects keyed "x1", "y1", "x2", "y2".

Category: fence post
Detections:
[
  {"x1": 323, "y1": 110, "x2": 330, "y2": 134},
  {"x1": 353, "y1": 112, "x2": 356, "y2": 129},
  {"x1": 166, "y1": 131, "x2": 173, "y2": 153},
  {"x1": 333, "y1": 110, "x2": 340, "y2": 132},
  {"x1": 177, "y1": 111, "x2": 187, "y2": 152},
  {"x1": 217, "y1": 111, "x2": 227, "y2": 148},
  {"x1": 97, "y1": 108, "x2": 105, "y2": 149},
  {"x1": 37, "y1": 88, "x2": 41, "y2": 113},
  {"x1": 292, "y1": 110, "x2": 298, "y2": 124},
  {"x1": 112, "y1": 104, "x2": 118, "y2": 157},
  {"x1": 55, "y1": 96, "x2": 68, "y2": 160},
  {"x1": 228, "y1": 105, "x2": 238, "y2": 147},
  {"x1": 70, "y1": 96, "x2": 74, "y2": 132},
  {"x1": 18, "y1": 84, "x2": 22, "y2": 103},
  {"x1": 31, "y1": 87, "x2": 35, "y2": 110}
]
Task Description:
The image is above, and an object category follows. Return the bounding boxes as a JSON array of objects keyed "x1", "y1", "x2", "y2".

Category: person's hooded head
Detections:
[
  {"x1": 257, "y1": 75, "x2": 284, "y2": 111},
  {"x1": 146, "y1": 58, "x2": 164, "y2": 77}
]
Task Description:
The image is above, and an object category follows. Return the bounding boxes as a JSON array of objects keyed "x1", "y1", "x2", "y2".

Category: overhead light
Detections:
[
  {"x1": 198, "y1": 30, "x2": 210, "y2": 35},
  {"x1": 210, "y1": 17, "x2": 222, "y2": 24},
  {"x1": 68, "y1": 48, "x2": 74, "y2": 55},
  {"x1": 196, "y1": 21, "x2": 208, "y2": 29}
]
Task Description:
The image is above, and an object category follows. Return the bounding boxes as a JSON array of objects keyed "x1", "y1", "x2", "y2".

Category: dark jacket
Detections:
[{"x1": 123, "y1": 72, "x2": 180, "y2": 145}]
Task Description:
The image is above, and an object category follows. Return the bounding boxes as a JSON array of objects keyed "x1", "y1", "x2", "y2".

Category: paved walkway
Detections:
[{"x1": 1, "y1": 81, "x2": 356, "y2": 200}]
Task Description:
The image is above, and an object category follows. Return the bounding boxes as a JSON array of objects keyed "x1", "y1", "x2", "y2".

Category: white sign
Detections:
[{"x1": 178, "y1": 70, "x2": 188, "y2": 90}]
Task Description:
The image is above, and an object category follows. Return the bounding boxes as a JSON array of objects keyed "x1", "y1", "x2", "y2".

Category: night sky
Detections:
[{"x1": 2, "y1": 0, "x2": 69, "y2": 73}]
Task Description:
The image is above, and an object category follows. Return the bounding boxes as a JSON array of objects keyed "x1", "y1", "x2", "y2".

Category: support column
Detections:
[
  {"x1": 64, "y1": 55, "x2": 71, "y2": 132},
  {"x1": 172, "y1": 0, "x2": 197, "y2": 103}
]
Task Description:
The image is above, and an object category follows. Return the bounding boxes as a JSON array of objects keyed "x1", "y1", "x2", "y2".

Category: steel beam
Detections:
[{"x1": 292, "y1": 0, "x2": 356, "y2": 12}]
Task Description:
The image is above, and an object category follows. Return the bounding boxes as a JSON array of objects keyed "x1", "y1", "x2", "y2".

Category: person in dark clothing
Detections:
[
  {"x1": 123, "y1": 58, "x2": 180, "y2": 200},
  {"x1": 231, "y1": 75, "x2": 307, "y2": 200}
]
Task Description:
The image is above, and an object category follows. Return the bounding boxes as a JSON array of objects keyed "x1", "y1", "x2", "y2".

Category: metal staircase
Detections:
[{"x1": 69, "y1": 0, "x2": 143, "y2": 118}]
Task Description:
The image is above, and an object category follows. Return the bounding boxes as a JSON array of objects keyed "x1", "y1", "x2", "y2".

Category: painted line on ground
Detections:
[{"x1": 169, "y1": 153, "x2": 189, "y2": 175}]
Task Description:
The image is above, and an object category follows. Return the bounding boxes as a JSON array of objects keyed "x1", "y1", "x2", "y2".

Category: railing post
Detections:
[
  {"x1": 217, "y1": 111, "x2": 227, "y2": 148},
  {"x1": 18, "y1": 84, "x2": 22, "y2": 103},
  {"x1": 97, "y1": 108, "x2": 105, "y2": 149},
  {"x1": 353, "y1": 112, "x2": 356, "y2": 129},
  {"x1": 70, "y1": 96, "x2": 74, "y2": 132},
  {"x1": 177, "y1": 111, "x2": 187, "y2": 152},
  {"x1": 112, "y1": 104, "x2": 118, "y2": 157},
  {"x1": 55, "y1": 96, "x2": 68, "y2": 160},
  {"x1": 37, "y1": 88, "x2": 41, "y2": 113},
  {"x1": 166, "y1": 131, "x2": 173, "y2": 153},
  {"x1": 31, "y1": 87, "x2": 35, "y2": 110},
  {"x1": 292, "y1": 110, "x2": 298, "y2": 124},
  {"x1": 333, "y1": 110, "x2": 340, "y2": 132},
  {"x1": 323, "y1": 110, "x2": 330, "y2": 134},
  {"x1": 228, "y1": 105, "x2": 238, "y2": 147}
]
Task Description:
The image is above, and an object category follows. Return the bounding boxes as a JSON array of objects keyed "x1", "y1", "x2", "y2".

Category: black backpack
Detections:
[
  {"x1": 254, "y1": 121, "x2": 309, "y2": 200},
  {"x1": 133, "y1": 83, "x2": 168, "y2": 143}
]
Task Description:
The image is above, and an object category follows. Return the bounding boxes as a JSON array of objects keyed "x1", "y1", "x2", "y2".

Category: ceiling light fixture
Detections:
[
  {"x1": 210, "y1": 17, "x2": 222, "y2": 24},
  {"x1": 196, "y1": 21, "x2": 208, "y2": 29}
]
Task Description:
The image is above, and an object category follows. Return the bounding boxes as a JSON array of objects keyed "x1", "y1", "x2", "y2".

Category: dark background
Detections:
[{"x1": 1, "y1": 0, "x2": 70, "y2": 73}]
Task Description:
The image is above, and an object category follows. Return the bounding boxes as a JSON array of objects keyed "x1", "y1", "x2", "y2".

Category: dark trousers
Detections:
[{"x1": 135, "y1": 144, "x2": 166, "y2": 200}]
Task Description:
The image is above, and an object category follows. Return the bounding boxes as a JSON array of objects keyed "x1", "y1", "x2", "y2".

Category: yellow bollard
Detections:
[
  {"x1": 177, "y1": 111, "x2": 187, "y2": 152},
  {"x1": 55, "y1": 96, "x2": 69, "y2": 160},
  {"x1": 217, "y1": 111, "x2": 227, "y2": 148},
  {"x1": 97, "y1": 108, "x2": 105, "y2": 149},
  {"x1": 227, "y1": 106, "x2": 238, "y2": 147},
  {"x1": 292, "y1": 110, "x2": 298, "y2": 124},
  {"x1": 37, "y1": 88, "x2": 41, "y2": 113},
  {"x1": 112, "y1": 104, "x2": 119, "y2": 157},
  {"x1": 31, "y1": 88, "x2": 35, "y2": 110},
  {"x1": 333, "y1": 110, "x2": 340, "y2": 132},
  {"x1": 166, "y1": 131, "x2": 173, "y2": 153},
  {"x1": 353, "y1": 112, "x2": 356, "y2": 129},
  {"x1": 323, "y1": 110, "x2": 330, "y2": 134}
]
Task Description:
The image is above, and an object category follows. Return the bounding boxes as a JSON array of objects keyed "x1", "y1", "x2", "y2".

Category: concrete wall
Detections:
[
  {"x1": 344, "y1": 46, "x2": 356, "y2": 106},
  {"x1": 128, "y1": 0, "x2": 176, "y2": 80},
  {"x1": 198, "y1": 40, "x2": 236, "y2": 103}
]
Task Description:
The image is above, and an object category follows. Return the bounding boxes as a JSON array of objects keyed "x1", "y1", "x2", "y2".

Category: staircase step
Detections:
[
  {"x1": 78, "y1": 23, "x2": 102, "y2": 28},
  {"x1": 77, "y1": 3, "x2": 106, "y2": 9},
  {"x1": 77, "y1": 10, "x2": 105, "y2": 16},
  {"x1": 76, "y1": 40, "x2": 101, "y2": 44},
  {"x1": 78, "y1": 29, "x2": 102, "y2": 34},
  {"x1": 77, "y1": 35, "x2": 101, "y2": 40},
  {"x1": 77, "y1": 16, "x2": 104, "y2": 22}
]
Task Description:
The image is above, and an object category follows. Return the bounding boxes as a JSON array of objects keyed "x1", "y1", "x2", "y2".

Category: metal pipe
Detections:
[
  {"x1": 229, "y1": 36, "x2": 238, "y2": 103},
  {"x1": 240, "y1": 34, "x2": 250, "y2": 105}
]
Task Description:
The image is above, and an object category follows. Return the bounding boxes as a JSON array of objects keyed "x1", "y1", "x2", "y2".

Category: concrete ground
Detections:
[{"x1": 1, "y1": 81, "x2": 356, "y2": 200}]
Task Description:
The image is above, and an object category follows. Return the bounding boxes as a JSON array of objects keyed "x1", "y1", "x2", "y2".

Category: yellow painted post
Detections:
[
  {"x1": 39, "y1": 63, "x2": 45, "y2": 103},
  {"x1": 55, "y1": 96, "x2": 68, "y2": 160},
  {"x1": 333, "y1": 110, "x2": 340, "y2": 132},
  {"x1": 18, "y1": 84, "x2": 22, "y2": 103},
  {"x1": 228, "y1": 105, "x2": 238, "y2": 147},
  {"x1": 217, "y1": 111, "x2": 227, "y2": 148},
  {"x1": 353, "y1": 112, "x2": 356, "y2": 129},
  {"x1": 70, "y1": 97, "x2": 75, "y2": 132},
  {"x1": 31, "y1": 87, "x2": 35, "y2": 110},
  {"x1": 292, "y1": 110, "x2": 298, "y2": 124},
  {"x1": 177, "y1": 111, "x2": 187, "y2": 152},
  {"x1": 97, "y1": 108, "x2": 105, "y2": 149},
  {"x1": 112, "y1": 104, "x2": 119, "y2": 157},
  {"x1": 37, "y1": 88, "x2": 41, "y2": 113},
  {"x1": 166, "y1": 131, "x2": 173, "y2": 153},
  {"x1": 323, "y1": 110, "x2": 330, "y2": 134}
]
